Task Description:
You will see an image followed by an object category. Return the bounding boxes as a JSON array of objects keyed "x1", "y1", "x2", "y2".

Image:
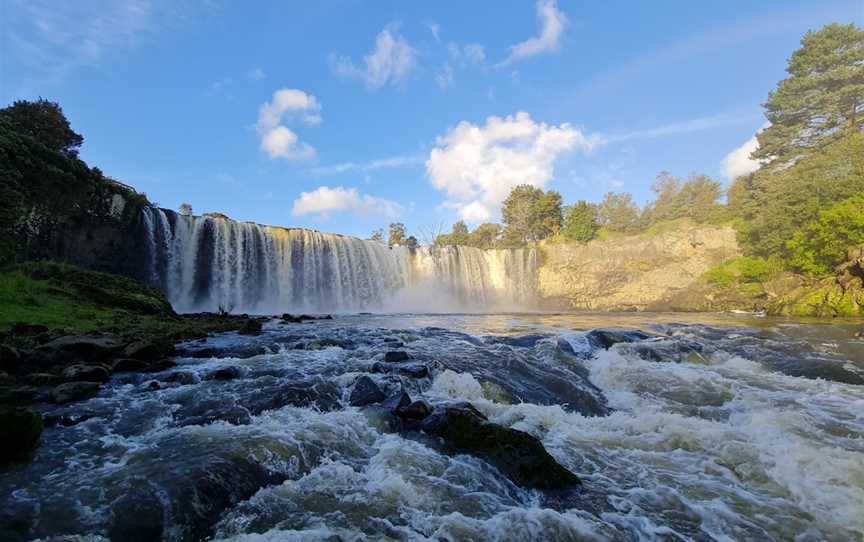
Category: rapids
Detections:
[
  {"x1": 2, "y1": 312, "x2": 863, "y2": 541},
  {"x1": 140, "y1": 208, "x2": 537, "y2": 313}
]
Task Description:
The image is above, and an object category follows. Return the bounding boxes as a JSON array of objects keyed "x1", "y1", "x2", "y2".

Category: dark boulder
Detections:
[
  {"x1": 206, "y1": 366, "x2": 243, "y2": 381},
  {"x1": 51, "y1": 381, "x2": 101, "y2": 404},
  {"x1": 238, "y1": 319, "x2": 263, "y2": 336},
  {"x1": 23, "y1": 372, "x2": 62, "y2": 387},
  {"x1": 112, "y1": 358, "x2": 152, "y2": 372},
  {"x1": 350, "y1": 375, "x2": 386, "y2": 406},
  {"x1": 585, "y1": 329, "x2": 653, "y2": 350},
  {"x1": 242, "y1": 378, "x2": 342, "y2": 414},
  {"x1": 176, "y1": 402, "x2": 251, "y2": 426},
  {"x1": 371, "y1": 361, "x2": 429, "y2": 379},
  {"x1": 777, "y1": 360, "x2": 864, "y2": 385},
  {"x1": 140, "y1": 359, "x2": 177, "y2": 373},
  {"x1": 381, "y1": 391, "x2": 411, "y2": 411},
  {"x1": 395, "y1": 399, "x2": 432, "y2": 421},
  {"x1": 107, "y1": 488, "x2": 165, "y2": 542},
  {"x1": 419, "y1": 402, "x2": 581, "y2": 490},
  {"x1": 35, "y1": 333, "x2": 124, "y2": 363},
  {"x1": 122, "y1": 339, "x2": 169, "y2": 361},
  {"x1": 0, "y1": 406, "x2": 43, "y2": 464},
  {"x1": 62, "y1": 363, "x2": 111, "y2": 383},
  {"x1": 0, "y1": 344, "x2": 21, "y2": 373},
  {"x1": 384, "y1": 351, "x2": 410, "y2": 363},
  {"x1": 0, "y1": 385, "x2": 43, "y2": 405},
  {"x1": 161, "y1": 371, "x2": 201, "y2": 386},
  {"x1": 629, "y1": 339, "x2": 705, "y2": 364}
]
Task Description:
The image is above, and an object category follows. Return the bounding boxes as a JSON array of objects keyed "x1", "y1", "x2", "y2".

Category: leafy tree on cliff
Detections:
[
  {"x1": 388, "y1": 223, "x2": 406, "y2": 246},
  {"x1": 788, "y1": 194, "x2": 864, "y2": 276},
  {"x1": 0, "y1": 99, "x2": 83, "y2": 158},
  {"x1": 643, "y1": 172, "x2": 723, "y2": 225},
  {"x1": 753, "y1": 23, "x2": 864, "y2": 165},
  {"x1": 597, "y1": 192, "x2": 641, "y2": 233},
  {"x1": 370, "y1": 228, "x2": 384, "y2": 243},
  {"x1": 562, "y1": 201, "x2": 598, "y2": 243},
  {"x1": 502, "y1": 185, "x2": 562, "y2": 244},
  {"x1": 468, "y1": 223, "x2": 502, "y2": 249}
]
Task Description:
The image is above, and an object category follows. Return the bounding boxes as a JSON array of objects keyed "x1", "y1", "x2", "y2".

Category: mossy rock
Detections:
[{"x1": 0, "y1": 406, "x2": 43, "y2": 464}]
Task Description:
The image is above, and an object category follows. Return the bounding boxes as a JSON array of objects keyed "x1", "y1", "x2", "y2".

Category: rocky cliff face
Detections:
[{"x1": 536, "y1": 220, "x2": 740, "y2": 311}]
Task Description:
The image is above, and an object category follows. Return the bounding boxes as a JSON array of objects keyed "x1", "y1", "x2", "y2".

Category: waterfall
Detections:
[{"x1": 140, "y1": 207, "x2": 538, "y2": 313}]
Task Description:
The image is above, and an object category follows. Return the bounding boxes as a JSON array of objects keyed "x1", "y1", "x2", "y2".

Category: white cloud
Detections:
[
  {"x1": 435, "y1": 63, "x2": 455, "y2": 90},
  {"x1": 426, "y1": 111, "x2": 599, "y2": 222},
  {"x1": 449, "y1": 42, "x2": 486, "y2": 66},
  {"x1": 721, "y1": 126, "x2": 767, "y2": 180},
  {"x1": 333, "y1": 24, "x2": 417, "y2": 90},
  {"x1": 248, "y1": 67, "x2": 266, "y2": 80},
  {"x1": 503, "y1": 0, "x2": 567, "y2": 65},
  {"x1": 310, "y1": 155, "x2": 424, "y2": 176},
  {"x1": 292, "y1": 186, "x2": 404, "y2": 219},
  {"x1": 256, "y1": 88, "x2": 321, "y2": 161},
  {"x1": 7, "y1": 0, "x2": 154, "y2": 85},
  {"x1": 427, "y1": 22, "x2": 440, "y2": 42}
]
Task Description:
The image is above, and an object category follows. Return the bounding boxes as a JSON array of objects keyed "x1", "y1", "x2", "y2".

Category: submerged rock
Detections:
[
  {"x1": 383, "y1": 350, "x2": 410, "y2": 363},
  {"x1": 585, "y1": 329, "x2": 654, "y2": 350},
  {"x1": 241, "y1": 377, "x2": 342, "y2": 414},
  {"x1": 0, "y1": 406, "x2": 43, "y2": 464},
  {"x1": 51, "y1": 381, "x2": 101, "y2": 404},
  {"x1": 349, "y1": 375, "x2": 386, "y2": 406},
  {"x1": 206, "y1": 366, "x2": 243, "y2": 381},
  {"x1": 395, "y1": 399, "x2": 432, "y2": 421},
  {"x1": 370, "y1": 361, "x2": 429, "y2": 379},
  {"x1": 419, "y1": 402, "x2": 581, "y2": 490}
]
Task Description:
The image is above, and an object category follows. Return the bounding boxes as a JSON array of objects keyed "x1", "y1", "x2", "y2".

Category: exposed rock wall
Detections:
[{"x1": 537, "y1": 221, "x2": 740, "y2": 311}]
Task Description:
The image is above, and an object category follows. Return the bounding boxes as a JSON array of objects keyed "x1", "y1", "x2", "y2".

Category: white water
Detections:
[{"x1": 141, "y1": 207, "x2": 538, "y2": 313}]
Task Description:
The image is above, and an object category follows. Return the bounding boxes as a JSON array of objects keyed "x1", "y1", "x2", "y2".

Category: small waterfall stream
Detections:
[{"x1": 140, "y1": 207, "x2": 538, "y2": 313}]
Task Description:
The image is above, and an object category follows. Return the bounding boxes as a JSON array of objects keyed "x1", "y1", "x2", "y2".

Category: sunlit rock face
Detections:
[{"x1": 139, "y1": 207, "x2": 538, "y2": 313}]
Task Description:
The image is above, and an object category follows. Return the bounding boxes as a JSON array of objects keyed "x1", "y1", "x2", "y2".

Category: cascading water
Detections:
[{"x1": 140, "y1": 207, "x2": 538, "y2": 313}]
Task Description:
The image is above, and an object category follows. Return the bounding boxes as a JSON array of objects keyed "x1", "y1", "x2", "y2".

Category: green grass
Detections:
[{"x1": 0, "y1": 262, "x2": 252, "y2": 346}]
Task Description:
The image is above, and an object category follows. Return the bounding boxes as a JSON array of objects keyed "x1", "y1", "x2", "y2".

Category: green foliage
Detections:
[
  {"x1": 788, "y1": 194, "x2": 864, "y2": 276},
  {"x1": 501, "y1": 185, "x2": 562, "y2": 244},
  {"x1": 467, "y1": 223, "x2": 502, "y2": 249},
  {"x1": 562, "y1": 200, "x2": 598, "y2": 243},
  {"x1": 0, "y1": 99, "x2": 83, "y2": 157},
  {"x1": 597, "y1": 192, "x2": 641, "y2": 233},
  {"x1": 754, "y1": 23, "x2": 864, "y2": 164},
  {"x1": 731, "y1": 131, "x2": 864, "y2": 260},
  {"x1": 388, "y1": 222, "x2": 407, "y2": 246},
  {"x1": 643, "y1": 172, "x2": 723, "y2": 225},
  {"x1": 369, "y1": 228, "x2": 384, "y2": 243},
  {"x1": 702, "y1": 257, "x2": 778, "y2": 288}
]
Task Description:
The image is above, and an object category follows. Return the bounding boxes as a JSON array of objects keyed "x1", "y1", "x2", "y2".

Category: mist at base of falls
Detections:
[{"x1": 141, "y1": 207, "x2": 538, "y2": 314}]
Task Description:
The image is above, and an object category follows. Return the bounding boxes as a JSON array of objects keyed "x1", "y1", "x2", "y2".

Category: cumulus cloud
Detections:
[
  {"x1": 256, "y1": 88, "x2": 321, "y2": 161},
  {"x1": 291, "y1": 186, "x2": 404, "y2": 219},
  {"x1": 721, "y1": 125, "x2": 768, "y2": 180},
  {"x1": 503, "y1": 0, "x2": 567, "y2": 65},
  {"x1": 333, "y1": 24, "x2": 417, "y2": 90},
  {"x1": 426, "y1": 111, "x2": 598, "y2": 222}
]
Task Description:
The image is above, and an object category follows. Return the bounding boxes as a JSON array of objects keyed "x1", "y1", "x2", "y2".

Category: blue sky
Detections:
[{"x1": 2, "y1": 0, "x2": 862, "y2": 239}]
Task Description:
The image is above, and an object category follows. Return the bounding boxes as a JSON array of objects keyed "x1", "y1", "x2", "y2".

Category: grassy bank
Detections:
[{"x1": 0, "y1": 262, "x2": 248, "y2": 347}]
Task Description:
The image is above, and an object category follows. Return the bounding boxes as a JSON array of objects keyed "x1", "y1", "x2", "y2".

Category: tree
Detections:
[
  {"x1": 534, "y1": 190, "x2": 563, "y2": 239},
  {"x1": 467, "y1": 223, "x2": 502, "y2": 249},
  {"x1": 788, "y1": 194, "x2": 864, "y2": 276},
  {"x1": 502, "y1": 184, "x2": 543, "y2": 244},
  {"x1": 388, "y1": 223, "x2": 406, "y2": 246},
  {"x1": 501, "y1": 185, "x2": 562, "y2": 244},
  {"x1": 178, "y1": 203, "x2": 193, "y2": 216},
  {"x1": 0, "y1": 98, "x2": 84, "y2": 157},
  {"x1": 597, "y1": 192, "x2": 641, "y2": 233},
  {"x1": 644, "y1": 171, "x2": 682, "y2": 224},
  {"x1": 562, "y1": 201, "x2": 598, "y2": 242},
  {"x1": 754, "y1": 23, "x2": 864, "y2": 164},
  {"x1": 675, "y1": 174, "x2": 723, "y2": 222},
  {"x1": 370, "y1": 228, "x2": 384, "y2": 243},
  {"x1": 450, "y1": 220, "x2": 469, "y2": 245}
]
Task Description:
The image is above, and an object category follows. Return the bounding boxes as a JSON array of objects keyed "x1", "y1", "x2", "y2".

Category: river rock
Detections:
[
  {"x1": 0, "y1": 406, "x2": 43, "y2": 464},
  {"x1": 419, "y1": 402, "x2": 581, "y2": 490},
  {"x1": 585, "y1": 329, "x2": 654, "y2": 350},
  {"x1": 51, "y1": 381, "x2": 101, "y2": 404},
  {"x1": 122, "y1": 339, "x2": 168, "y2": 361},
  {"x1": 36, "y1": 333, "x2": 124, "y2": 363},
  {"x1": 0, "y1": 344, "x2": 21, "y2": 373},
  {"x1": 108, "y1": 489, "x2": 165, "y2": 542},
  {"x1": 206, "y1": 366, "x2": 243, "y2": 381},
  {"x1": 0, "y1": 385, "x2": 43, "y2": 405},
  {"x1": 242, "y1": 377, "x2": 342, "y2": 414},
  {"x1": 62, "y1": 363, "x2": 111, "y2": 383},
  {"x1": 350, "y1": 375, "x2": 386, "y2": 406},
  {"x1": 112, "y1": 358, "x2": 151, "y2": 372},
  {"x1": 381, "y1": 391, "x2": 411, "y2": 411},
  {"x1": 371, "y1": 361, "x2": 429, "y2": 379},
  {"x1": 395, "y1": 399, "x2": 432, "y2": 421},
  {"x1": 384, "y1": 351, "x2": 410, "y2": 362},
  {"x1": 24, "y1": 372, "x2": 62, "y2": 386},
  {"x1": 238, "y1": 319, "x2": 263, "y2": 336}
]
